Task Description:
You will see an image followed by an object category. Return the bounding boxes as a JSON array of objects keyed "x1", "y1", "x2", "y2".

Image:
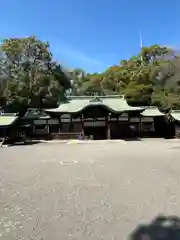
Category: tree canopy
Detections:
[
  {"x1": 0, "y1": 36, "x2": 71, "y2": 112},
  {"x1": 70, "y1": 45, "x2": 180, "y2": 110},
  {"x1": 0, "y1": 37, "x2": 180, "y2": 111}
]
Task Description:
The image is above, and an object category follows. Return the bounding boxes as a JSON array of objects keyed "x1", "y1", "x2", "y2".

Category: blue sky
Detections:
[{"x1": 1, "y1": 0, "x2": 179, "y2": 73}]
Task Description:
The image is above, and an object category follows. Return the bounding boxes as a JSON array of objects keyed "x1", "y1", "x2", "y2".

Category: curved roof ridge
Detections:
[
  {"x1": 147, "y1": 106, "x2": 159, "y2": 109},
  {"x1": 45, "y1": 95, "x2": 143, "y2": 114},
  {"x1": 69, "y1": 95, "x2": 124, "y2": 100}
]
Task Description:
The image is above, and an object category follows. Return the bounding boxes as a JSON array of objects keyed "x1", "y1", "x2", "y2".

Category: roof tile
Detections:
[{"x1": 46, "y1": 96, "x2": 143, "y2": 113}]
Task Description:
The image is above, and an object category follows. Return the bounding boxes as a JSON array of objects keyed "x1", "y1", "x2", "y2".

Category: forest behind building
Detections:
[{"x1": 1, "y1": 36, "x2": 180, "y2": 112}]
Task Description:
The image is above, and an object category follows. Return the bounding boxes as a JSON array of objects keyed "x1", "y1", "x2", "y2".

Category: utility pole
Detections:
[{"x1": 140, "y1": 29, "x2": 143, "y2": 63}]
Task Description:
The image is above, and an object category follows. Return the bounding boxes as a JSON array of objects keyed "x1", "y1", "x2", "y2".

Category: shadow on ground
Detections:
[
  {"x1": 130, "y1": 215, "x2": 180, "y2": 240},
  {"x1": 123, "y1": 138, "x2": 142, "y2": 141},
  {"x1": 8, "y1": 140, "x2": 41, "y2": 147}
]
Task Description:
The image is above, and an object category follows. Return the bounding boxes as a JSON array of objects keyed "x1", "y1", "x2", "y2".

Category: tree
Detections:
[
  {"x1": 70, "y1": 68, "x2": 87, "y2": 95},
  {"x1": 149, "y1": 48, "x2": 180, "y2": 108},
  {"x1": 1, "y1": 39, "x2": 179, "y2": 111},
  {"x1": 74, "y1": 45, "x2": 180, "y2": 108},
  {"x1": 140, "y1": 45, "x2": 169, "y2": 64},
  {"x1": 151, "y1": 56, "x2": 180, "y2": 89},
  {"x1": 151, "y1": 88, "x2": 180, "y2": 110},
  {"x1": 0, "y1": 36, "x2": 70, "y2": 111},
  {"x1": 125, "y1": 82, "x2": 153, "y2": 106}
]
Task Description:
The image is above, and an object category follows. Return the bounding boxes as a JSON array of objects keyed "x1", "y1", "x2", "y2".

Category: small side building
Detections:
[
  {"x1": 170, "y1": 110, "x2": 180, "y2": 138},
  {"x1": 0, "y1": 113, "x2": 19, "y2": 142},
  {"x1": 140, "y1": 107, "x2": 167, "y2": 137},
  {"x1": 21, "y1": 108, "x2": 51, "y2": 137}
]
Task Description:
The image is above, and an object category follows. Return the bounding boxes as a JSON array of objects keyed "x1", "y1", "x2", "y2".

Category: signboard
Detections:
[
  {"x1": 61, "y1": 118, "x2": 71, "y2": 122},
  {"x1": 84, "y1": 121, "x2": 105, "y2": 127},
  {"x1": 48, "y1": 119, "x2": 59, "y2": 124},
  {"x1": 34, "y1": 119, "x2": 47, "y2": 125},
  {"x1": 130, "y1": 117, "x2": 140, "y2": 122},
  {"x1": 118, "y1": 117, "x2": 128, "y2": 121},
  {"x1": 61, "y1": 118, "x2": 81, "y2": 123},
  {"x1": 72, "y1": 118, "x2": 81, "y2": 122},
  {"x1": 141, "y1": 117, "x2": 154, "y2": 122}
]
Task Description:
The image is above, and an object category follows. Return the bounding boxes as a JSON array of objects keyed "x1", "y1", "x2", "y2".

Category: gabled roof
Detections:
[
  {"x1": 23, "y1": 108, "x2": 50, "y2": 120},
  {"x1": 0, "y1": 113, "x2": 18, "y2": 127},
  {"x1": 45, "y1": 95, "x2": 144, "y2": 114},
  {"x1": 141, "y1": 107, "x2": 165, "y2": 117},
  {"x1": 171, "y1": 110, "x2": 180, "y2": 121}
]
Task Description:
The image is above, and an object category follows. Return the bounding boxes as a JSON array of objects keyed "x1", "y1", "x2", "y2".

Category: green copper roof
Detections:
[
  {"x1": 141, "y1": 107, "x2": 165, "y2": 117},
  {"x1": 171, "y1": 110, "x2": 180, "y2": 121},
  {"x1": 0, "y1": 115, "x2": 18, "y2": 126},
  {"x1": 46, "y1": 96, "x2": 144, "y2": 114}
]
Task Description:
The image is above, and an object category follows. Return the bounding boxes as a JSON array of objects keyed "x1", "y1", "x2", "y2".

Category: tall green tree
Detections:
[
  {"x1": 74, "y1": 45, "x2": 180, "y2": 108},
  {"x1": 0, "y1": 36, "x2": 70, "y2": 110}
]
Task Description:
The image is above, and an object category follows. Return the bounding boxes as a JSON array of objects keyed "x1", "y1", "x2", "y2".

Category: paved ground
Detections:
[{"x1": 1, "y1": 139, "x2": 180, "y2": 239}]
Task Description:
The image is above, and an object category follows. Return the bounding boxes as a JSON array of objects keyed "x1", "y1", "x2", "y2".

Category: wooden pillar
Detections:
[
  {"x1": 4, "y1": 127, "x2": 6, "y2": 139},
  {"x1": 58, "y1": 117, "x2": 61, "y2": 133},
  {"x1": 107, "y1": 113, "x2": 111, "y2": 139},
  {"x1": 139, "y1": 114, "x2": 142, "y2": 138},
  {"x1": 117, "y1": 115, "x2": 119, "y2": 139},
  {"x1": 32, "y1": 121, "x2": 35, "y2": 133},
  {"x1": 128, "y1": 112, "x2": 131, "y2": 137},
  {"x1": 152, "y1": 117, "x2": 155, "y2": 131},
  {"x1": 117, "y1": 116, "x2": 119, "y2": 123},
  {"x1": 46, "y1": 119, "x2": 49, "y2": 134},
  {"x1": 69, "y1": 115, "x2": 73, "y2": 132},
  {"x1": 128, "y1": 112, "x2": 130, "y2": 123},
  {"x1": 81, "y1": 114, "x2": 85, "y2": 139}
]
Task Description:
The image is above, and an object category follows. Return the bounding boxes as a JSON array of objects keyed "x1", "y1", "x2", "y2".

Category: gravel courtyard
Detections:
[{"x1": 0, "y1": 139, "x2": 180, "y2": 239}]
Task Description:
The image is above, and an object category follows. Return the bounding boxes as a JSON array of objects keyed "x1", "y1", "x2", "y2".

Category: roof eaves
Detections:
[
  {"x1": 0, "y1": 116, "x2": 18, "y2": 127},
  {"x1": 141, "y1": 107, "x2": 165, "y2": 117},
  {"x1": 171, "y1": 110, "x2": 180, "y2": 121}
]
